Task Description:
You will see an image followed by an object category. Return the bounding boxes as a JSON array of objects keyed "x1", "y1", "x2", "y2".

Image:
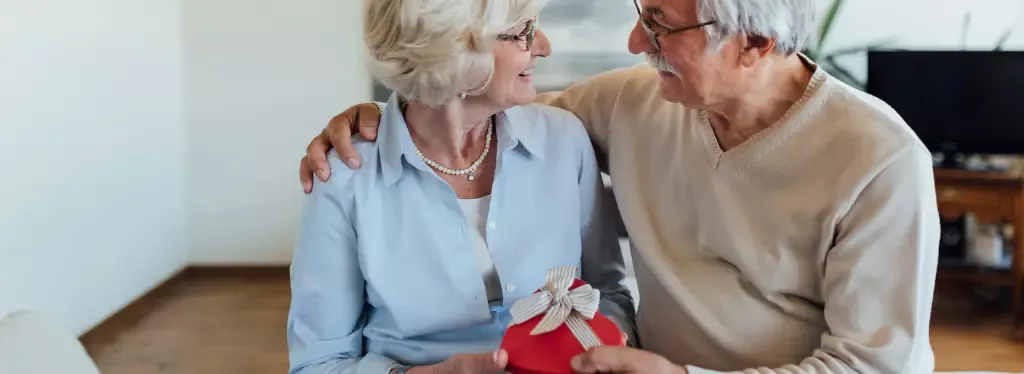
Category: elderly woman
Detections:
[
  {"x1": 287, "y1": 0, "x2": 635, "y2": 373},
  {"x1": 299, "y1": 0, "x2": 941, "y2": 373}
]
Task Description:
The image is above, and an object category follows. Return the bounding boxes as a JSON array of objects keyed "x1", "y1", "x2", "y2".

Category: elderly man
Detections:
[{"x1": 298, "y1": 0, "x2": 940, "y2": 373}]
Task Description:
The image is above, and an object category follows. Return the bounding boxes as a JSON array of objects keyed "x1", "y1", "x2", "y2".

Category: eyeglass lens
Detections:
[{"x1": 633, "y1": 0, "x2": 661, "y2": 50}]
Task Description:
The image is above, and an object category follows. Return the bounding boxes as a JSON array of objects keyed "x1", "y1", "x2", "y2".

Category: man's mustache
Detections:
[{"x1": 646, "y1": 53, "x2": 679, "y2": 76}]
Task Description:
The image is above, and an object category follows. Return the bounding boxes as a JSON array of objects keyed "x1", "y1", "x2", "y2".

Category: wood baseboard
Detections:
[
  {"x1": 79, "y1": 265, "x2": 288, "y2": 353},
  {"x1": 184, "y1": 265, "x2": 290, "y2": 279}
]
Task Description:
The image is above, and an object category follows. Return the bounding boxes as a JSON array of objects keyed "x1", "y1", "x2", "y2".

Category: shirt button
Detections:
[
  {"x1": 487, "y1": 221, "x2": 496, "y2": 229},
  {"x1": 505, "y1": 284, "x2": 516, "y2": 292}
]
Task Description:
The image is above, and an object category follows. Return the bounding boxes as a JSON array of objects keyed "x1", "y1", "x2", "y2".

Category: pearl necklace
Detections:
[{"x1": 415, "y1": 118, "x2": 493, "y2": 181}]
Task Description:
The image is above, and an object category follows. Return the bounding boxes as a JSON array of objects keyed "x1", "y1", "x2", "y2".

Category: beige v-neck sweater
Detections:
[{"x1": 537, "y1": 63, "x2": 940, "y2": 373}]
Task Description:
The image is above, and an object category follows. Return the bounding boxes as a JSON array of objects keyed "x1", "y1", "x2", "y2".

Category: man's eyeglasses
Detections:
[
  {"x1": 497, "y1": 20, "x2": 536, "y2": 51},
  {"x1": 634, "y1": 0, "x2": 715, "y2": 52}
]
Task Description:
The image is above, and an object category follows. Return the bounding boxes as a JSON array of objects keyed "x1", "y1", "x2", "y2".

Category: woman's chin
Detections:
[
  {"x1": 487, "y1": 79, "x2": 537, "y2": 107},
  {"x1": 509, "y1": 92, "x2": 537, "y2": 106},
  {"x1": 512, "y1": 83, "x2": 537, "y2": 104}
]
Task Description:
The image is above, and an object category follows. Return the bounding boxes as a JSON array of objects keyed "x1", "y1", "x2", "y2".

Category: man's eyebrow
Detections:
[
  {"x1": 643, "y1": 6, "x2": 675, "y2": 24},
  {"x1": 643, "y1": 6, "x2": 665, "y2": 17}
]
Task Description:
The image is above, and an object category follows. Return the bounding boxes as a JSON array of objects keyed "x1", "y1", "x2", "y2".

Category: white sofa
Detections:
[{"x1": 0, "y1": 310, "x2": 100, "y2": 374}]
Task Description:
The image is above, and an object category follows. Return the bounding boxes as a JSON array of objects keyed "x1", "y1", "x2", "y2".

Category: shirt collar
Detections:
[
  {"x1": 378, "y1": 94, "x2": 546, "y2": 186},
  {"x1": 378, "y1": 94, "x2": 420, "y2": 186},
  {"x1": 495, "y1": 104, "x2": 546, "y2": 160}
]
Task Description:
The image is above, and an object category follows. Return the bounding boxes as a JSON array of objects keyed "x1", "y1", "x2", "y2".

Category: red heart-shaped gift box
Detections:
[{"x1": 500, "y1": 279, "x2": 625, "y2": 374}]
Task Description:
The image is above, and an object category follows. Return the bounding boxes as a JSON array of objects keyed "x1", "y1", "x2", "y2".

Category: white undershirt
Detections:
[{"x1": 457, "y1": 195, "x2": 502, "y2": 303}]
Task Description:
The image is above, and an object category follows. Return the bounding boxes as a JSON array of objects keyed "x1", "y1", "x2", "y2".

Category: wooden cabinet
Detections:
[{"x1": 934, "y1": 169, "x2": 1024, "y2": 339}]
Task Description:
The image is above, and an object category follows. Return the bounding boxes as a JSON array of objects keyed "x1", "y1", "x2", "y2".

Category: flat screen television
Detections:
[{"x1": 865, "y1": 50, "x2": 1024, "y2": 157}]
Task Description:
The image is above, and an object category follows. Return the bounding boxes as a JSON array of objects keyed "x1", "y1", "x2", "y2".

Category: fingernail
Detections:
[
  {"x1": 493, "y1": 351, "x2": 499, "y2": 362},
  {"x1": 302, "y1": 180, "x2": 312, "y2": 192},
  {"x1": 570, "y1": 356, "x2": 581, "y2": 369},
  {"x1": 316, "y1": 169, "x2": 327, "y2": 181},
  {"x1": 347, "y1": 157, "x2": 361, "y2": 169}
]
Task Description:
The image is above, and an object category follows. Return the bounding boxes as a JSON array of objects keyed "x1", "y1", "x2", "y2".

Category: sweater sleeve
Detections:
[
  {"x1": 686, "y1": 146, "x2": 940, "y2": 374},
  {"x1": 534, "y1": 67, "x2": 637, "y2": 167}
]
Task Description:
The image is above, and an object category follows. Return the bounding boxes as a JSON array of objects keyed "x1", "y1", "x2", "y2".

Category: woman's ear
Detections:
[{"x1": 737, "y1": 34, "x2": 776, "y2": 68}]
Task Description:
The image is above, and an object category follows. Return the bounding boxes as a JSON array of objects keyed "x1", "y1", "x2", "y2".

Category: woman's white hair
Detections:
[
  {"x1": 364, "y1": 0, "x2": 547, "y2": 107},
  {"x1": 696, "y1": 0, "x2": 817, "y2": 56}
]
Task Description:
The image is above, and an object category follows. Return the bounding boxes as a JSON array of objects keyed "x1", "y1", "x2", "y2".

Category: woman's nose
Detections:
[{"x1": 532, "y1": 29, "x2": 552, "y2": 57}]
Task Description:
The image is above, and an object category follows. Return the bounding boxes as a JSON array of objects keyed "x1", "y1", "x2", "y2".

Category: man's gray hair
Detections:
[{"x1": 697, "y1": 0, "x2": 817, "y2": 56}]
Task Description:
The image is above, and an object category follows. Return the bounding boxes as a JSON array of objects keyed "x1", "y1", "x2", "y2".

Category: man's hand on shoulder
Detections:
[
  {"x1": 299, "y1": 103, "x2": 384, "y2": 193},
  {"x1": 570, "y1": 346, "x2": 687, "y2": 374}
]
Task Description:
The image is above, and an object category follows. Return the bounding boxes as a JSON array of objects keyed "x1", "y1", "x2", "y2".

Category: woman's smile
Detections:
[{"x1": 517, "y1": 68, "x2": 534, "y2": 83}]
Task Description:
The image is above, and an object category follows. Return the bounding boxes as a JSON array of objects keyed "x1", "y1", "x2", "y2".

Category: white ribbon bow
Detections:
[{"x1": 509, "y1": 266, "x2": 603, "y2": 349}]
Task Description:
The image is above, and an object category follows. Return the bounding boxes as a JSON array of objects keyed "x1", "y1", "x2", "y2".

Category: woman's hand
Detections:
[
  {"x1": 299, "y1": 102, "x2": 384, "y2": 193},
  {"x1": 408, "y1": 349, "x2": 508, "y2": 374}
]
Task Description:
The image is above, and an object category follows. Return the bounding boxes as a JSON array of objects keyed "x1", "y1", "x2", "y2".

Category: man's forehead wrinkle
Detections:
[{"x1": 641, "y1": 0, "x2": 694, "y2": 22}]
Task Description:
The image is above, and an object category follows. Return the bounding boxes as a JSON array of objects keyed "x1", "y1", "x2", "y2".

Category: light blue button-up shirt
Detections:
[{"x1": 287, "y1": 94, "x2": 635, "y2": 374}]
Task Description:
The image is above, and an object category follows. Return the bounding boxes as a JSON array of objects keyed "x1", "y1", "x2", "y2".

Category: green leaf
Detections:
[
  {"x1": 817, "y1": 0, "x2": 844, "y2": 52},
  {"x1": 827, "y1": 36, "x2": 899, "y2": 57},
  {"x1": 994, "y1": 28, "x2": 1014, "y2": 50},
  {"x1": 822, "y1": 56, "x2": 864, "y2": 89},
  {"x1": 960, "y1": 13, "x2": 971, "y2": 48},
  {"x1": 803, "y1": 48, "x2": 818, "y2": 61}
]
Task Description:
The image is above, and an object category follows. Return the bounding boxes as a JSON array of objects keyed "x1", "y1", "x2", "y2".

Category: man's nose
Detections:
[
  {"x1": 627, "y1": 22, "x2": 655, "y2": 55},
  {"x1": 532, "y1": 29, "x2": 552, "y2": 57}
]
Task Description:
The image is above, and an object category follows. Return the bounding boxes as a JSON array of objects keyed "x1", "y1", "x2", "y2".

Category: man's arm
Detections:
[
  {"x1": 300, "y1": 66, "x2": 642, "y2": 192},
  {"x1": 689, "y1": 146, "x2": 940, "y2": 374},
  {"x1": 536, "y1": 67, "x2": 637, "y2": 172}
]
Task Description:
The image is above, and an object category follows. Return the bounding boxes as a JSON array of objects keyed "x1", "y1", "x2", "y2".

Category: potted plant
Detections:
[
  {"x1": 801, "y1": 0, "x2": 894, "y2": 89},
  {"x1": 805, "y1": 0, "x2": 1015, "y2": 90}
]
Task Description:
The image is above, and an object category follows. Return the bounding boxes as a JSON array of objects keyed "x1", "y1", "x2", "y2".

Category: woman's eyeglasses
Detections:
[
  {"x1": 634, "y1": 0, "x2": 715, "y2": 52},
  {"x1": 497, "y1": 20, "x2": 536, "y2": 51}
]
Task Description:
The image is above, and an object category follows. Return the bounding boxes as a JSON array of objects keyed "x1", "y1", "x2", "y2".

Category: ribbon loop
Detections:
[{"x1": 509, "y1": 266, "x2": 604, "y2": 349}]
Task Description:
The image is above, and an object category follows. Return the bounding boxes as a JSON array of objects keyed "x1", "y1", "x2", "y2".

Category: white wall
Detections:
[
  {"x1": 0, "y1": 0, "x2": 187, "y2": 335},
  {"x1": 819, "y1": 0, "x2": 1023, "y2": 84},
  {"x1": 183, "y1": 0, "x2": 372, "y2": 264}
]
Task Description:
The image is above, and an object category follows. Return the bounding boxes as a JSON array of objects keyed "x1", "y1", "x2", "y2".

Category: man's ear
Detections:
[{"x1": 737, "y1": 34, "x2": 776, "y2": 67}]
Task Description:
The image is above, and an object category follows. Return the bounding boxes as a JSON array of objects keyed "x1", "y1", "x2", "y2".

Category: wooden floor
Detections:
[{"x1": 83, "y1": 272, "x2": 1024, "y2": 374}]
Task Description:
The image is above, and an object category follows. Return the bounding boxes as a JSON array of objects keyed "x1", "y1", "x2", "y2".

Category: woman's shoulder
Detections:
[
  {"x1": 505, "y1": 104, "x2": 597, "y2": 173},
  {"x1": 314, "y1": 139, "x2": 382, "y2": 198},
  {"x1": 510, "y1": 103, "x2": 591, "y2": 144}
]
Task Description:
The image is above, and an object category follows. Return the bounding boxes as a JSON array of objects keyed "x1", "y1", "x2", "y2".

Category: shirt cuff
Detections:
[{"x1": 359, "y1": 352, "x2": 401, "y2": 374}]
